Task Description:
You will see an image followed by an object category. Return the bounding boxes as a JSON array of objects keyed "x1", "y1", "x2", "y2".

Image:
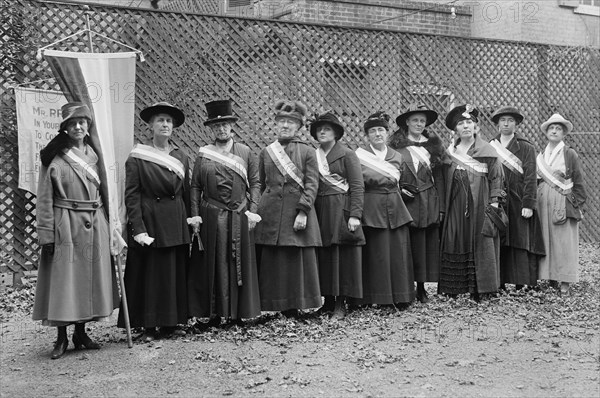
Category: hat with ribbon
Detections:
[
  {"x1": 140, "y1": 102, "x2": 185, "y2": 127},
  {"x1": 364, "y1": 111, "x2": 390, "y2": 133},
  {"x1": 491, "y1": 106, "x2": 524, "y2": 125},
  {"x1": 309, "y1": 111, "x2": 344, "y2": 140},
  {"x1": 540, "y1": 113, "x2": 573, "y2": 134},
  {"x1": 59, "y1": 102, "x2": 93, "y2": 132},
  {"x1": 274, "y1": 100, "x2": 308, "y2": 125},
  {"x1": 204, "y1": 99, "x2": 238, "y2": 126},
  {"x1": 395, "y1": 103, "x2": 438, "y2": 128},
  {"x1": 445, "y1": 104, "x2": 479, "y2": 130}
]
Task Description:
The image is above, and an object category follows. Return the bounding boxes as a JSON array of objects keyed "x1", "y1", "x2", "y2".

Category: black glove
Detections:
[{"x1": 42, "y1": 243, "x2": 54, "y2": 255}]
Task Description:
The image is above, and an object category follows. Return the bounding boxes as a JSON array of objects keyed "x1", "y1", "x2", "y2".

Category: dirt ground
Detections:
[{"x1": 1, "y1": 243, "x2": 598, "y2": 397}]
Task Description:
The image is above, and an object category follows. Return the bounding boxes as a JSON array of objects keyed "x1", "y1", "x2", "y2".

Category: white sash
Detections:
[
  {"x1": 489, "y1": 139, "x2": 523, "y2": 175},
  {"x1": 406, "y1": 146, "x2": 431, "y2": 170},
  {"x1": 199, "y1": 145, "x2": 249, "y2": 187},
  {"x1": 447, "y1": 145, "x2": 488, "y2": 175},
  {"x1": 315, "y1": 147, "x2": 349, "y2": 193},
  {"x1": 129, "y1": 144, "x2": 185, "y2": 179},
  {"x1": 355, "y1": 147, "x2": 400, "y2": 182},
  {"x1": 536, "y1": 154, "x2": 573, "y2": 194},
  {"x1": 265, "y1": 141, "x2": 304, "y2": 188},
  {"x1": 62, "y1": 148, "x2": 101, "y2": 187}
]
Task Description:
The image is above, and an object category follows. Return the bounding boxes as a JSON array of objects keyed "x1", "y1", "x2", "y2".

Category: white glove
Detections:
[
  {"x1": 134, "y1": 232, "x2": 155, "y2": 246},
  {"x1": 245, "y1": 211, "x2": 262, "y2": 230},
  {"x1": 187, "y1": 216, "x2": 203, "y2": 232}
]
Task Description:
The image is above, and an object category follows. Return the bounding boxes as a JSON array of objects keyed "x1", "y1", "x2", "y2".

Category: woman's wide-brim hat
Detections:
[
  {"x1": 540, "y1": 113, "x2": 573, "y2": 134},
  {"x1": 445, "y1": 104, "x2": 479, "y2": 130},
  {"x1": 140, "y1": 102, "x2": 185, "y2": 127},
  {"x1": 309, "y1": 111, "x2": 344, "y2": 140},
  {"x1": 395, "y1": 104, "x2": 438, "y2": 128},
  {"x1": 59, "y1": 102, "x2": 93, "y2": 132},
  {"x1": 204, "y1": 99, "x2": 238, "y2": 126},
  {"x1": 491, "y1": 106, "x2": 524, "y2": 125}
]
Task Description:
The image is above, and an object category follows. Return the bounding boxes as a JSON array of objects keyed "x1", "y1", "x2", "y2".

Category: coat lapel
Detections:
[{"x1": 326, "y1": 141, "x2": 345, "y2": 164}]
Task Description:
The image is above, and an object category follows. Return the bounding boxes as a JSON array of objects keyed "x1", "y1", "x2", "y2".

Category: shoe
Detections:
[
  {"x1": 416, "y1": 290, "x2": 429, "y2": 304},
  {"x1": 140, "y1": 328, "x2": 157, "y2": 343},
  {"x1": 281, "y1": 309, "x2": 299, "y2": 318},
  {"x1": 73, "y1": 332, "x2": 101, "y2": 350},
  {"x1": 394, "y1": 302, "x2": 410, "y2": 311},
  {"x1": 160, "y1": 326, "x2": 187, "y2": 338},
  {"x1": 560, "y1": 282, "x2": 571, "y2": 295},
  {"x1": 51, "y1": 337, "x2": 68, "y2": 359}
]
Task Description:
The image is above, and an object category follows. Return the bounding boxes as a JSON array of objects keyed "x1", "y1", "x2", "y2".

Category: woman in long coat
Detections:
[
  {"x1": 33, "y1": 102, "x2": 118, "y2": 359},
  {"x1": 254, "y1": 100, "x2": 322, "y2": 317},
  {"x1": 310, "y1": 112, "x2": 365, "y2": 319},
  {"x1": 389, "y1": 104, "x2": 446, "y2": 303},
  {"x1": 117, "y1": 102, "x2": 190, "y2": 341},
  {"x1": 439, "y1": 105, "x2": 504, "y2": 300},
  {"x1": 353, "y1": 111, "x2": 415, "y2": 307},
  {"x1": 489, "y1": 106, "x2": 545, "y2": 290},
  {"x1": 536, "y1": 114, "x2": 587, "y2": 294}
]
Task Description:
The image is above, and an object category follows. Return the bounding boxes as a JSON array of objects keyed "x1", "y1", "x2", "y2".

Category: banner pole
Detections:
[{"x1": 114, "y1": 253, "x2": 133, "y2": 348}]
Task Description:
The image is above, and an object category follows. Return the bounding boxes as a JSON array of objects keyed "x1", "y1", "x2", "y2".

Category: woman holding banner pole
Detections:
[{"x1": 33, "y1": 102, "x2": 118, "y2": 359}]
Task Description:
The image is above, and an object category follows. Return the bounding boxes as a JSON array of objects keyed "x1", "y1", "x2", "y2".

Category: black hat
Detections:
[
  {"x1": 204, "y1": 99, "x2": 238, "y2": 126},
  {"x1": 363, "y1": 111, "x2": 390, "y2": 133},
  {"x1": 491, "y1": 106, "x2": 524, "y2": 125},
  {"x1": 445, "y1": 104, "x2": 479, "y2": 130},
  {"x1": 140, "y1": 102, "x2": 185, "y2": 127},
  {"x1": 395, "y1": 103, "x2": 438, "y2": 128},
  {"x1": 309, "y1": 111, "x2": 344, "y2": 140},
  {"x1": 274, "y1": 100, "x2": 307, "y2": 125}
]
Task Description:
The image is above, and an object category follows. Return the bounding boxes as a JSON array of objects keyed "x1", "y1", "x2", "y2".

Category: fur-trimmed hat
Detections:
[
  {"x1": 59, "y1": 102, "x2": 93, "y2": 132},
  {"x1": 491, "y1": 106, "x2": 524, "y2": 125},
  {"x1": 396, "y1": 103, "x2": 438, "y2": 128},
  {"x1": 274, "y1": 100, "x2": 307, "y2": 125},
  {"x1": 140, "y1": 102, "x2": 185, "y2": 127},
  {"x1": 309, "y1": 111, "x2": 344, "y2": 140},
  {"x1": 445, "y1": 104, "x2": 479, "y2": 130},
  {"x1": 540, "y1": 113, "x2": 573, "y2": 134},
  {"x1": 364, "y1": 111, "x2": 390, "y2": 133},
  {"x1": 204, "y1": 99, "x2": 238, "y2": 126}
]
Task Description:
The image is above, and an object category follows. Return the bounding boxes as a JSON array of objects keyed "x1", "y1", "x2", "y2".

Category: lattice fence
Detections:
[{"x1": 1, "y1": 0, "x2": 599, "y2": 273}]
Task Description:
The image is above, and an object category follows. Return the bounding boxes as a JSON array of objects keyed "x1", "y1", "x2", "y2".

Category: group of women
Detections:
[{"x1": 33, "y1": 100, "x2": 587, "y2": 359}]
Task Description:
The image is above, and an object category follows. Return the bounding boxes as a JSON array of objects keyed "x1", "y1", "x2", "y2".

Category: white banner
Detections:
[{"x1": 15, "y1": 87, "x2": 67, "y2": 195}]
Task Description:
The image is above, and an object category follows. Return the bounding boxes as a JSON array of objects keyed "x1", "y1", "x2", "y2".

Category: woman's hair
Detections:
[{"x1": 40, "y1": 133, "x2": 92, "y2": 167}]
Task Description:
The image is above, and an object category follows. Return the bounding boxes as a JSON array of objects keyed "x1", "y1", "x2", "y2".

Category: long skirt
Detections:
[
  {"x1": 500, "y1": 247, "x2": 539, "y2": 286},
  {"x1": 410, "y1": 225, "x2": 440, "y2": 282},
  {"x1": 352, "y1": 226, "x2": 415, "y2": 305},
  {"x1": 257, "y1": 245, "x2": 321, "y2": 311},
  {"x1": 537, "y1": 182, "x2": 579, "y2": 283},
  {"x1": 188, "y1": 209, "x2": 261, "y2": 320},
  {"x1": 118, "y1": 244, "x2": 188, "y2": 328},
  {"x1": 318, "y1": 244, "x2": 362, "y2": 298},
  {"x1": 439, "y1": 170, "x2": 477, "y2": 295}
]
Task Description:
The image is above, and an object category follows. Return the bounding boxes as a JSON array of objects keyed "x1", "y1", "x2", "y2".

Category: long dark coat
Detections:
[
  {"x1": 33, "y1": 147, "x2": 118, "y2": 324},
  {"x1": 188, "y1": 142, "x2": 261, "y2": 319},
  {"x1": 254, "y1": 139, "x2": 322, "y2": 247},
  {"x1": 442, "y1": 136, "x2": 504, "y2": 293},
  {"x1": 315, "y1": 141, "x2": 365, "y2": 246}
]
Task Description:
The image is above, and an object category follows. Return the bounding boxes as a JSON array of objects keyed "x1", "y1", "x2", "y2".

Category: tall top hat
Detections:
[
  {"x1": 491, "y1": 106, "x2": 524, "y2": 125},
  {"x1": 309, "y1": 111, "x2": 344, "y2": 140},
  {"x1": 59, "y1": 102, "x2": 93, "y2": 132},
  {"x1": 204, "y1": 99, "x2": 238, "y2": 126},
  {"x1": 395, "y1": 103, "x2": 438, "y2": 128},
  {"x1": 140, "y1": 102, "x2": 185, "y2": 127}
]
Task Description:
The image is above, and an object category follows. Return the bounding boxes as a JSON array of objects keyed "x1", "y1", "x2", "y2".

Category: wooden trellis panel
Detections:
[{"x1": 1, "y1": 0, "x2": 599, "y2": 272}]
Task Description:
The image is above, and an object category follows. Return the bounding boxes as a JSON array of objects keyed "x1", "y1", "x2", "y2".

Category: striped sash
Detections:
[
  {"x1": 61, "y1": 148, "x2": 101, "y2": 187},
  {"x1": 355, "y1": 147, "x2": 400, "y2": 182},
  {"x1": 129, "y1": 144, "x2": 185, "y2": 179},
  {"x1": 447, "y1": 145, "x2": 488, "y2": 176},
  {"x1": 536, "y1": 154, "x2": 573, "y2": 195},
  {"x1": 315, "y1": 147, "x2": 349, "y2": 193},
  {"x1": 265, "y1": 141, "x2": 304, "y2": 188},
  {"x1": 407, "y1": 145, "x2": 431, "y2": 170},
  {"x1": 489, "y1": 139, "x2": 523, "y2": 175},
  {"x1": 199, "y1": 145, "x2": 249, "y2": 187}
]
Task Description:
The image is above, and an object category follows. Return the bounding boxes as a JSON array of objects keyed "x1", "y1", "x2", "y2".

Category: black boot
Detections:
[
  {"x1": 332, "y1": 296, "x2": 346, "y2": 320},
  {"x1": 316, "y1": 296, "x2": 335, "y2": 315},
  {"x1": 73, "y1": 323, "x2": 100, "y2": 350},
  {"x1": 51, "y1": 326, "x2": 68, "y2": 359},
  {"x1": 416, "y1": 282, "x2": 429, "y2": 304}
]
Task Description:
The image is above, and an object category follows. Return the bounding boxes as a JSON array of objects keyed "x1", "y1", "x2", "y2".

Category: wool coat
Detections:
[
  {"x1": 359, "y1": 146, "x2": 413, "y2": 229},
  {"x1": 254, "y1": 139, "x2": 322, "y2": 247},
  {"x1": 562, "y1": 146, "x2": 587, "y2": 220},
  {"x1": 315, "y1": 141, "x2": 365, "y2": 246},
  {"x1": 33, "y1": 147, "x2": 118, "y2": 324},
  {"x1": 442, "y1": 136, "x2": 504, "y2": 293}
]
